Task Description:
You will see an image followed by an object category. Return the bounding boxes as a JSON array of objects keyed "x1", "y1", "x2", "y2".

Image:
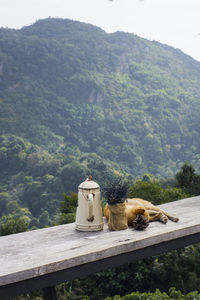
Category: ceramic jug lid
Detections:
[{"x1": 79, "y1": 176, "x2": 100, "y2": 190}]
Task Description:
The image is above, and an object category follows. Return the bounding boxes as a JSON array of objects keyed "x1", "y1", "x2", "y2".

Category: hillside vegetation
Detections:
[
  {"x1": 0, "y1": 134, "x2": 127, "y2": 230},
  {"x1": 1, "y1": 18, "x2": 200, "y2": 180}
]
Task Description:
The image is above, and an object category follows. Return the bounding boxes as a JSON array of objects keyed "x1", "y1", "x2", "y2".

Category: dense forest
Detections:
[
  {"x1": 0, "y1": 134, "x2": 128, "y2": 231},
  {"x1": 1, "y1": 18, "x2": 200, "y2": 299},
  {"x1": 1, "y1": 18, "x2": 200, "y2": 178}
]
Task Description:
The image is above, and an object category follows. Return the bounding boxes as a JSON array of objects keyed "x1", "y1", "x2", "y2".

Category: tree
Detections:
[
  {"x1": 0, "y1": 215, "x2": 29, "y2": 236},
  {"x1": 6, "y1": 200, "x2": 21, "y2": 214},
  {"x1": 175, "y1": 162, "x2": 200, "y2": 195},
  {"x1": 58, "y1": 192, "x2": 78, "y2": 225},
  {"x1": 60, "y1": 161, "x2": 88, "y2": 193},
  {"x1": 60, "y1": 192, "x2": 78, "y2": 214},
  {"x1": 0, "y1": 192, "x2": 8, "y2": 216},
  {"x1": 128, "y1": 179, "x2": 188, "y2": 205},
  {"x1": 38, "y1": 210, "x2": 50, "y2": 228}
]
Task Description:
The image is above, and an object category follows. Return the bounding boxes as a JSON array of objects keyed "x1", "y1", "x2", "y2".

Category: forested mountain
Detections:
[{"x1": 1, "y1": 17, "x2": 200, "y2": 179}]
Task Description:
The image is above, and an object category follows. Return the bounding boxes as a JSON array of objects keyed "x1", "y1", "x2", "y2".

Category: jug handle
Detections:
[{"x1": 87, "y1": 193, "x2": 94, "y2": 222}]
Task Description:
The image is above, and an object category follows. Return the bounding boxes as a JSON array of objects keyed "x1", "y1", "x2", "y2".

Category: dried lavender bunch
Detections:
[{"x1": 103, "y1": 178, "x2": 129, "y2": 205}]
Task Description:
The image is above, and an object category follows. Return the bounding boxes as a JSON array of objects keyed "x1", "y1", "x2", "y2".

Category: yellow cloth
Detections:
[{"x1": 108, "y1": 203, "x2": 128, "y2": 231}]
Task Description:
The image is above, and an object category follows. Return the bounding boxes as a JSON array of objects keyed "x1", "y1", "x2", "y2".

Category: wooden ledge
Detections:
[{"x1": 0, "y1": 196, "x2": 200, "y2": 298}]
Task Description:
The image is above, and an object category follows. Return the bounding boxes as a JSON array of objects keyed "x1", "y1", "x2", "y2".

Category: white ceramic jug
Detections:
[{"x1": 75, "y1": 177, "x2": 104, "y2": 231}]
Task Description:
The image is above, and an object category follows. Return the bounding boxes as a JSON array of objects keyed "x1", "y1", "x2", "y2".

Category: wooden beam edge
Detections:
[{"x1": 1, "y1": 232, "x2": 200, "y2": 299}]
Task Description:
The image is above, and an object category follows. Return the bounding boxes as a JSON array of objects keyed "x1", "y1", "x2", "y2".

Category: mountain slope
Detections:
[
  {"x1": 0, "y1": 134, "x2": 127, "y2": 222},
  {"x1": 1, "y1": 18, "x2": 200, "y2": 177}
]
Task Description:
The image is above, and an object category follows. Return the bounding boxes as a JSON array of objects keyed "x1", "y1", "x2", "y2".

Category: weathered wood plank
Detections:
[
  {"x1": 1, "y1": 233, "x2": 200, "y2": 300},
  {"x1": 0, "y1": 196, "x2": 200, "y2": 290}
]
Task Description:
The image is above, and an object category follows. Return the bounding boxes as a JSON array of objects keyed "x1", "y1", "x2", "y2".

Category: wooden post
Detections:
[{"x1": 43, "y1": 286, "x2": 57, "y2": 300}]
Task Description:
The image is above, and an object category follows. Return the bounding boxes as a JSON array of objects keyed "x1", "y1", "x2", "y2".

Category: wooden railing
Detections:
[{"x1": 1, "y1": 196, "x2": 200, "y2": 300}]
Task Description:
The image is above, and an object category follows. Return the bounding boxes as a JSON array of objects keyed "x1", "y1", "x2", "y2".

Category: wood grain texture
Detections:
[{"x1": 0, "y1": 196, "x2": 200, "y2": 287}]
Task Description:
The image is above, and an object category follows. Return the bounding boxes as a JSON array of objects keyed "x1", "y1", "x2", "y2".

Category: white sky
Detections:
[{"x1": 0, "y1": 0, "x2": 200, "y2": 62}]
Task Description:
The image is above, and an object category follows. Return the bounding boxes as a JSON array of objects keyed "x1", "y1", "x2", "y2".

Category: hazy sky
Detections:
[{"x1": 0, "y1": 0, "x2": 200, "y2": 62}]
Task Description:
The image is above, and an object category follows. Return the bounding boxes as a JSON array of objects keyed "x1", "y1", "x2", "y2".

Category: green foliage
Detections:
[
  {"x1": 104, "y1": 288, "x2": 200, "y2": 299},
  {"x1": 58, "y1": 213, "x2": 75, "y2": 225},
  {"x1": 0, "y1": 215, "x2": 29, "y2": 236},
  {"x1": 0, "y1": 134, "x2": 127, "y2": 229},
  {"x1": 1, "y1": 18, "x2": 200, "y2": 179},
  {"x1": 60, "y1": 192, "x2": 78, "y2": 214},
  {"x1": 58, "y1": 192, "x2": 78, "y2": 224},
  {"x1": 38, "y1": 210, "x2": 50, "y2": 228},
  {"x1": 6, "y1": 200, "x2": 21, "y2": 214},
  {"x1": 0, "y1": 192, "x2": 9, "y2": 216},
  {"x1": 175, "y1": 162, "x2": 200, "y2": 195},
  {"x1": 60, "y1": 161, "x2": 88, "y2": 193},
  {"x1": 5, "y1": 287, "x2": 200, "y2": 300},
  {"x1": 128, "y1": 180, "x2": 189, "y2": 205}
]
